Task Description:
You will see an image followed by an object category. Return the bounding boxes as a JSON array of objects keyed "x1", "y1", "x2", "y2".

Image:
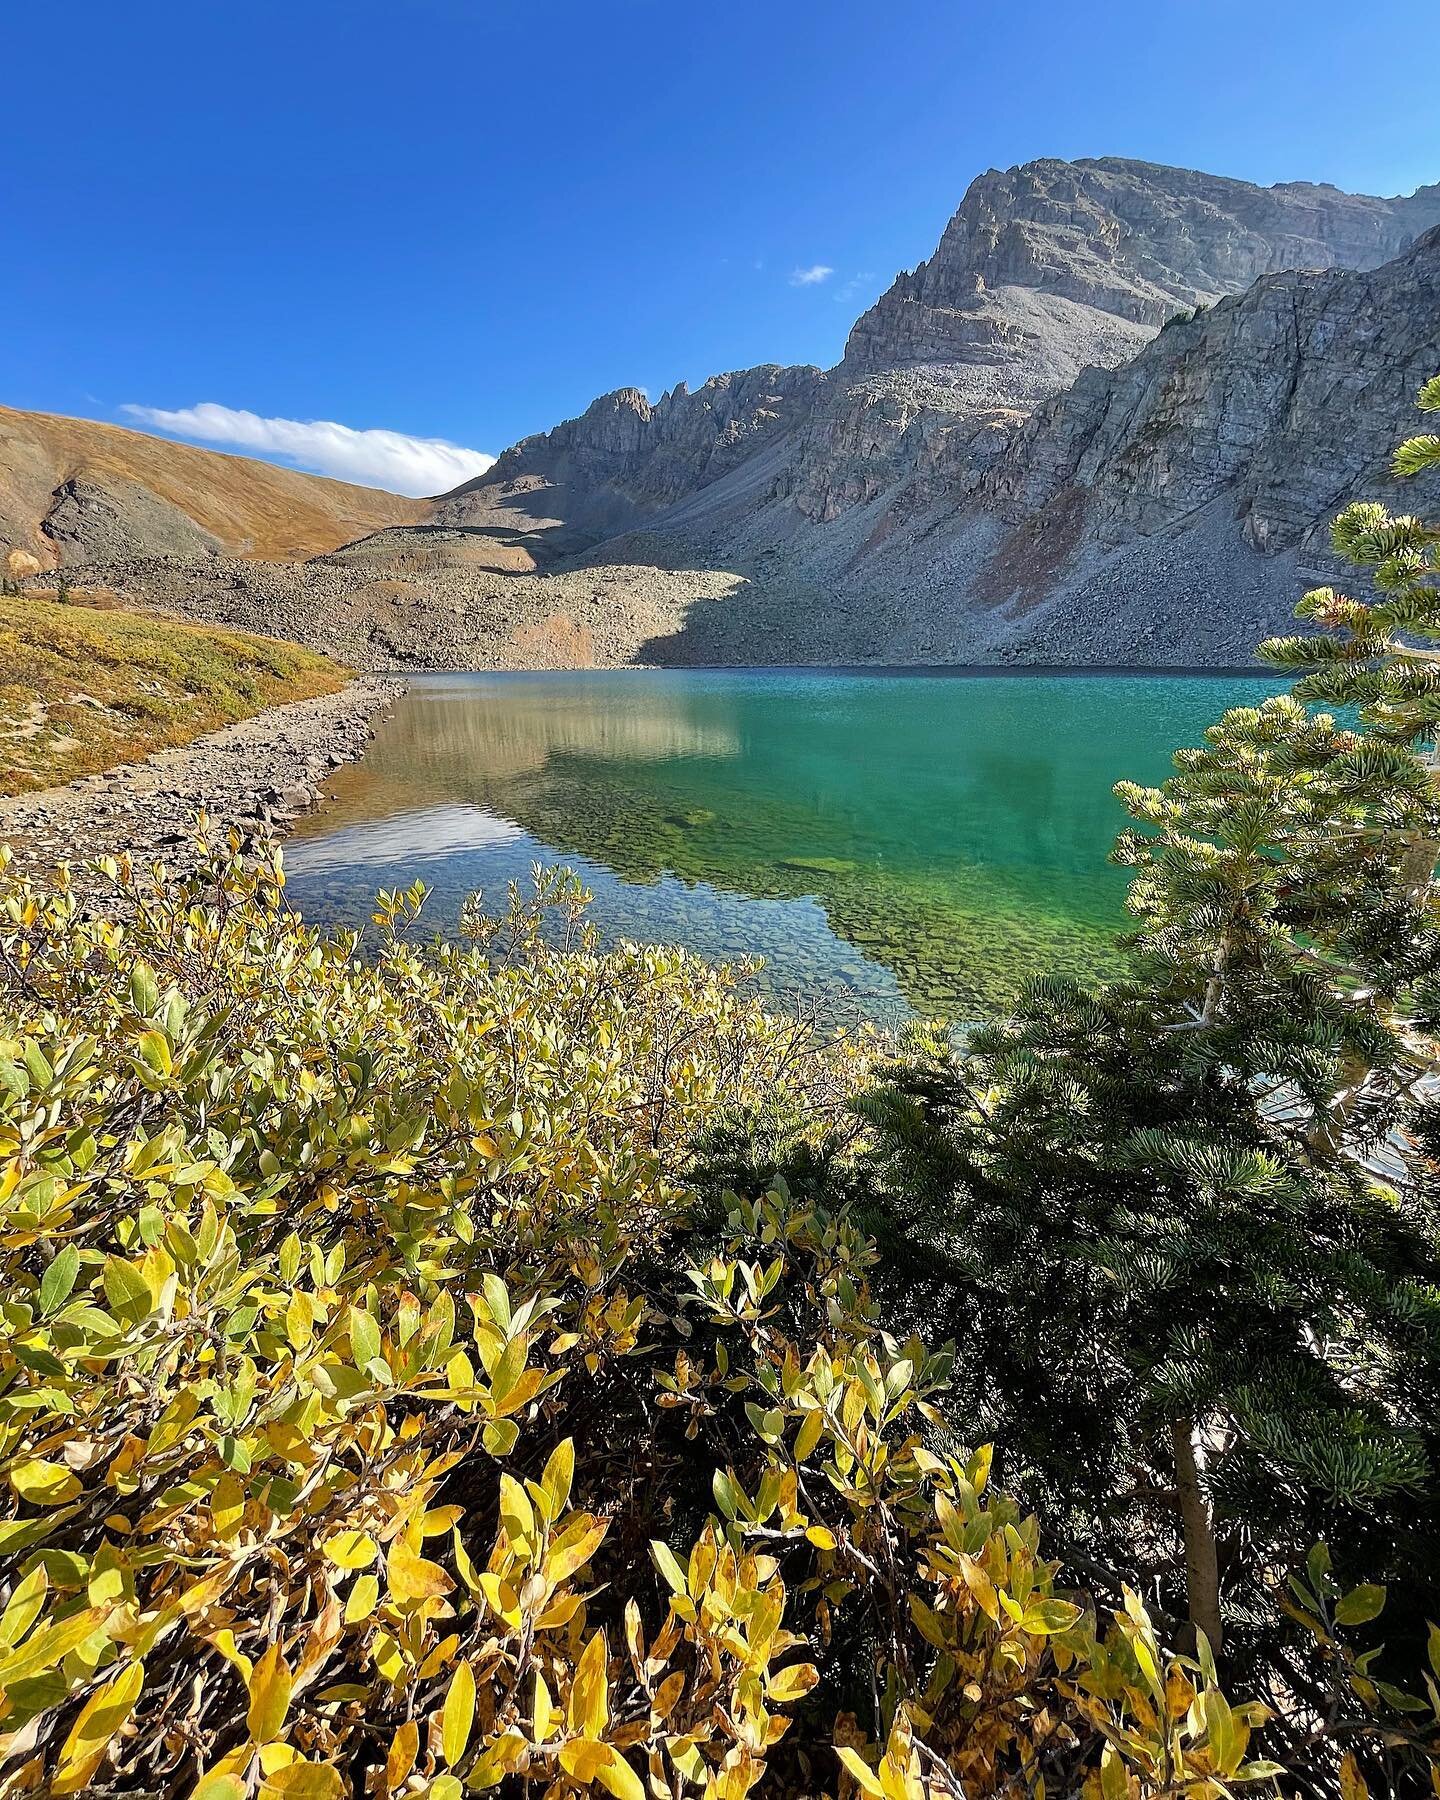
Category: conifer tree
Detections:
[{"x1": 861, "y1": 378, "x2": 1440, "y2": 1678}]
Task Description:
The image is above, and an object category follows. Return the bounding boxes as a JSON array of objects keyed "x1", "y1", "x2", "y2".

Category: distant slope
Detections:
[
  {"x1": 0, "y1": 592, "x2": 345, "y2": 793},
  {"x1": 0, "y1": 406, "x2": 429, "y2": 565}
]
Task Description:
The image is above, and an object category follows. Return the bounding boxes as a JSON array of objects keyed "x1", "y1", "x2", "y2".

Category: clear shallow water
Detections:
[{"x1": 285, "y1": 669, "x2": 1275, "y2": 1023}]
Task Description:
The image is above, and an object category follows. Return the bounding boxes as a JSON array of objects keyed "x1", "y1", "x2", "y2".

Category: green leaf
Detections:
[
  {"x1": 128, "y1": 961, "x2": 160, "y2": 1016},
  {"x1": 39, "y1": 1247, "x2": 81, "y2": 1315},
  {"x1": 1334, "y1": 1584, "x2": 1386, "y2": 1627},
  {"x1": 348, "y1": 1307, "x2": 381, "y2": 1371},
  {"x1": 649, "y1": 1541, "x2": 688, "y2": 1596},
  {"x1": 101, "y1": 1257, "x2": 152, "y2": 1324}
]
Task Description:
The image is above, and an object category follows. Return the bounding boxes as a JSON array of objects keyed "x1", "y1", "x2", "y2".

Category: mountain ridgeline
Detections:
[
  {"x1": 8, "y1": 156, "x2": 1440, "y2": 668},
  {"x1": 434, "y1": 157, "x2": 1440, "y2": 666}
]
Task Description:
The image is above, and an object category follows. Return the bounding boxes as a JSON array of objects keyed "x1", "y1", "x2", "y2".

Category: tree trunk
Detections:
[
  {"x1": 1305, "y1": 1042, "x2": 1374, "y2": 1162},
  {"x1": 1172, "y1": 1415, "x2": 1223, "y2": 1656}
]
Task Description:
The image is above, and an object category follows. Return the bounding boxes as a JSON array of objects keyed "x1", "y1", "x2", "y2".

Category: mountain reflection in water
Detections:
[{"x1": 285, "y1": 669, "x2": 1274, "y2": 1022}]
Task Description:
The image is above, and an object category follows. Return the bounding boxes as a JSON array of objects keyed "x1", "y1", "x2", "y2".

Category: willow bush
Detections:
[{"x1": 0, "y1": 839, "x2": 1383, "y2": 1799}]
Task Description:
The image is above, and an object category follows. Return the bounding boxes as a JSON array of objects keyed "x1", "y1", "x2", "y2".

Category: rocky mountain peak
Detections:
[
  {"x1": 437, "y1": 152, "x2": 1440, "y2": 612},
  {"x1": 842, "y1": 155, "x2": 1440, "y2": 372}
]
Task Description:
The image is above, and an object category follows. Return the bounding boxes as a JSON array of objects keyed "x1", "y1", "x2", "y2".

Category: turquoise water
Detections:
[{"x1": 285, "y1": 669, "x2": 1275, "y2": 1022}]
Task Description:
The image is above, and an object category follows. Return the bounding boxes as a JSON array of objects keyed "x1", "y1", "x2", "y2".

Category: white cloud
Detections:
[
  {"x1": 120, "y1": 401, "x2": 495, "y2": 497},
  {"x1": 789, "y1": 263, "x2": 835, "y2": 287},
  {"x1": 835, "y1": 270, "x2": 877, "y2": 304}
]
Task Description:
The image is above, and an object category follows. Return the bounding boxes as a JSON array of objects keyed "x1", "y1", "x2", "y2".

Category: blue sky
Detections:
[{"x1": 4, "y1": 0, "x2": 1437, "y2": 493}]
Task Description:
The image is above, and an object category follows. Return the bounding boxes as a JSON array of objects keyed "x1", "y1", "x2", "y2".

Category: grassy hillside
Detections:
[
  {"x1": 0, "y1": 593, "x2": 346, "y2": 794},
  {"x1": 0, "y1": 404, "x2": 429, "y2": 562}
]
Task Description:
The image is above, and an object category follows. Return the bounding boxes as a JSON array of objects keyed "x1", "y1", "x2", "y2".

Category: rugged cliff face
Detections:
[
  {"x1": 781, "y1": 157, "x2": 1440, "y2": 525},
  {"x1": 442, "y1": 157, "x2": 1440, "y2": 599},
  {"x1": 845, "y1": 158, "x2": 1439, "y2": 363},
  {"x1": 955, "y1": 221, "x2": 1440, "y2": 662},
  {"x1": 438, "y1": 366, "x2": 824, "y2": 551},
  {"x1": 985, "y1": 224, "x2": 1440, "y2": 556}
]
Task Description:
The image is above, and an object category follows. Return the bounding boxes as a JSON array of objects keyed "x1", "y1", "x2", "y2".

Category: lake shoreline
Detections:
[
  {"x1": 282, "y1": 667, "x2": 1274, "y2": 1022},
  {"x1": 0, "y1": 676, "x2": 406, "y2": 883}
]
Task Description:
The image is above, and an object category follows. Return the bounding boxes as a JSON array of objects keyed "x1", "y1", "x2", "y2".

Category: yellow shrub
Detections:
[{"x1": 0, "y1": 840, "x2": 1432, "y2": 1797}]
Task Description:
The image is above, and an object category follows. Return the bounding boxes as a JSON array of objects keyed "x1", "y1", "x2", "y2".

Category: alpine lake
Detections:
[{"x1": 285, "y1": 669, "x2": 1276, "y2": 1025}]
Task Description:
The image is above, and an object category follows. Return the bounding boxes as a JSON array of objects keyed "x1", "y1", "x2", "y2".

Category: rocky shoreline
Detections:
[{"x1": 0, "y1": 676, "x2": 403, "y2": 881}]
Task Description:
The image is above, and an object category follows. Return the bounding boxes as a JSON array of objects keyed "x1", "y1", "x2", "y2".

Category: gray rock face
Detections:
[
  {"x1": 439, "y1": 365, "x2": 824, "y2": 550},
  {"x1": 446, "y1": 156, "x2": 1440, "y2": 561},
  {"x1": 40, "y1": 475, "x2": 223, "y2": 564},
  {"x1": 785, "y1": 158, "x2": 1440, "y2": 524},
  {"x1": 984, "y1": 222, "x2": 1440, "y2": 561},
  {"x1": 782, "y1": 292, "x2": 1153, "y2": 523},
  {"x1": 845, "y1": 157, "x2": 1440, "y2": 364}
]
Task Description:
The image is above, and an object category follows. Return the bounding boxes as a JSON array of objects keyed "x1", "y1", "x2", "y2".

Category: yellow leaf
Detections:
[
  {"x1": 9, "y1": 1457, "x2": 82, "y2": 1507},
  {"x1": 260, "y1": 1763, "x2": 345, "y2": 1800},
  {"x1": 539, "y1": 1438, "x2": 575, "y2": 1518},
  {"x1": 498, "y1": 1472, "x2": 534, "y2": 1548},
  {"x1": 52, "y1": 1658, "x2": 145, "y2": 1794},
  {"x1": 387, "y1": 1536, "x2": 453, "y2": 1603},
  {"x1": 836, "y1": 1746, "x2": 884, "y2": 1798},
  {"x1": 345, "y1": 1573, "x2": 379, "y2": 1625},
  {"x1": 211, "y1": 1631, "x2": 253, "y2": 1681},
  {"x1": 192, "y1": 1778, "x2": 247, "y2": 1800},
  {"x1": 651, "y1": 1670, "x2": 685, "y2": 1722},
  {"x1": 285, "y1": 1290, "x2": 315, "y2": 1350},
  {"x1": 0, "y1": 1605, "x2": 106, "y2": 1686},
  {"x1": 544, "y1": 1515, "x2": 609, "y2": 1586},
  {"x1": 0, "y1": 1565, "x2": 47, "y2": 1649},
  {"x1": 387, "y1": 1720, "x2": 419, "y2": 1792},
  {"x1": 794, "y1": 1409, "x2": 824, "y2": 1461},
  {"x1": 211, "y1": 1473, "x2": 245, "y2": 1541},
  {"x1": 594, "y1": 1744, "x2": 646, "y2": 1800},
  {"x1": 418, "y1": 1633, "x2": 460, "y2": 1682},
  {"x1": 478, "y1": 1571, "x2": 520, "y2": 1626},
  {"x1": 768, "y1": 1661, "x2": 820, "y2": 1705},
  {"x1": 533, "y1": 1669, "x2": 555, "y2": 1740},
  {"x1": 568, "y1": 1631, "x2": 610, "y2": 1738},
  {"x1": 1339, "y1": 1752, "x2": 1371, "y2": 1800},
  {"x1": 1019, "y1": 1598, "x2": 1083, "y2": 1636},
  {"x1": 324, "y1": 1529, "x2": 379, "y2": 1570},
  {"x1": 805, "y1": 1525, "x2": 837, "y2": 1551},
  {"x1": 442, "y1": 1660, "x2": 476, "y2": 1767},
  {"x1": 560, "y1": 1739, "x2": 610, "y2": 1783},
  {"x1": 247, "y1": 1643, "x2": 293, "y2": 1745}
]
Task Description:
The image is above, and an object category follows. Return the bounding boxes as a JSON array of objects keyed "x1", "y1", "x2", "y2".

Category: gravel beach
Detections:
[{"x1": 0, "y1": 676, "x2": 403, "y2": 881}]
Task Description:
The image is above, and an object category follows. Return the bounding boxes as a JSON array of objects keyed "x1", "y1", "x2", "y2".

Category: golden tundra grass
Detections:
[{"x1": 0, "y1": 593, "x2": 347, "y2": 794}]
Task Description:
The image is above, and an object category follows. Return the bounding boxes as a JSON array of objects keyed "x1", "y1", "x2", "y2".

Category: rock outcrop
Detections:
[
  {"x1": 438, "y1": 366, "x2": 824, "y2": 552},
  {"x1": 439, "y1": 159, "x2": 1440, "y2": 611},
  {"x1": 985, "y1": 223, "x2": 1440, "y2": 556},
  {"x1": 781, "y1": 158, "x2": 1440, "y2": 525},
  {"x1": 956, "y1": 220, "x2": 1440, "y2": 661},
  {"x1": 845, "y1": 158, "x2": 1440, "y2": 365}
]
